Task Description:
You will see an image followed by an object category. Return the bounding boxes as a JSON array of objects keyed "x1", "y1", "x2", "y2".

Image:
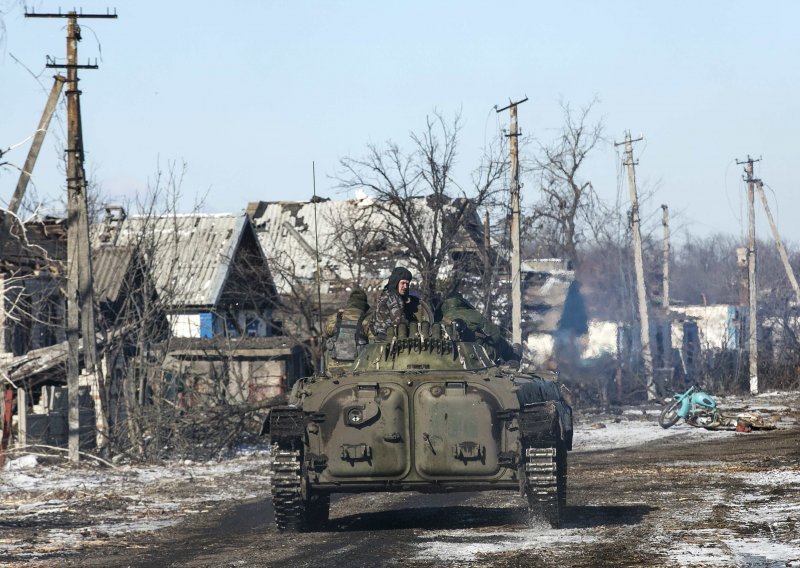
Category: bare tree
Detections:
[
  {"x1": 324, "y1": 201, "x2": 384, "y2": 289},
  {"x1": 337, "y1": 111, "x2": 508, "y2": 304},
  {"x1": 527, "y1": 99, "x2": 604, "y2": 265},
  {"x1": 669, "y1": 233, "x2": 740, "y2": 306}
]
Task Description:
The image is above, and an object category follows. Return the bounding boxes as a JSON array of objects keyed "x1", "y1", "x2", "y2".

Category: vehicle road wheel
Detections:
[{"x1": 658, "y1": 401, "x2": 681, "y2": 429}]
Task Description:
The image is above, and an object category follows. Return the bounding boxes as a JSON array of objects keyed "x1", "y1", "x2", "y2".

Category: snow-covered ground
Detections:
[
  {"x1": 0, "y1": 391, "x2": 797, "y2": 565},
  {"x1": 410, "y1": 391, "x2": 800, "y2": 567},
  {"x1": 0, "y1": 446, "x2": 274, "y2": 561},
  {"x1": 574, "y1": 390, "x2": 797, "y2": 452}
]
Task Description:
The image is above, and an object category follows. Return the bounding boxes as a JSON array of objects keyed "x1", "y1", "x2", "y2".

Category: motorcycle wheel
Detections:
[{"x1": 658, "y1": 401, "x2": 681, "y2": 429}]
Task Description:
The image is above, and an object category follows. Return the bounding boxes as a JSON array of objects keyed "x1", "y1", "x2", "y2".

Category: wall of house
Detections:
[
  {"x1": 167, "y1": 357, "x2": 287, "y2": 403},
  {"x1": 169, "y1": 310, "x2": 275, "y2": 339},
  {"x1": 525, "y1": 320, "x2": 619, "y2": 368},
  {"x1": 227, "y1": 358, "x2": 286, "y2": 402},
  {"x1": 582, "y1": 320, "x2": 620, "y2": 359},
  {"x1": 212, "y1": 309, "x2": 273, "y2": 338},
  {"x1": 168, "y1": 313, "x2": 204, "y2": 338},
  {"x1": 670, "y1": 305, "x2": 740, "y2": 351},
  {"x1": 525, "y1": 333, "x2": 555, "y2": 367}
]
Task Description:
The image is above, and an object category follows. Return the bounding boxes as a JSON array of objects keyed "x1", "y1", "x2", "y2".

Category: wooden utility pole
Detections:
[
  {"x1": 496, "y1": 97, "x2": 527, "y2": 345},
  {"x1": 755, "y1": 180, "x2": 800, "y2": 304},
  {"x1": 616, "y1": 132, "x2": 656, "y2": 400},
  {"x1": 9, "y1": 75, "x2": 67, "y2": 214},
  {"x1": 736, "y1": 247, "x2": 749, "y2": 306},
  {"x1": 27, "y1": 8, "x2": 117, "y2": 461},
  {"x1": 661, "y1": 205, "x2": 670, "y2": 310},
  {"x1": 737, "y1": 156, "x2": 759, "y2": 395},
  {"x1": 0, "y1": 75, "x2": 66, "y2": 251}
]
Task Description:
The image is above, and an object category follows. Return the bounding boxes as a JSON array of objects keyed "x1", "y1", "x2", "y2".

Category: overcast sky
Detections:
[{"x1": 2, "y1": 1, "x2": 798, "y2": 243}]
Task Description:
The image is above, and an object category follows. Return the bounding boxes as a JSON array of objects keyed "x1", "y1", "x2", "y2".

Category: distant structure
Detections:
[{"x1": 246, "y1": 196, "x2": 492, "y2": 335}]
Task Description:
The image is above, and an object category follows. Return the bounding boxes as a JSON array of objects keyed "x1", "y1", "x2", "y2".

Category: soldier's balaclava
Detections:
[{"x1": 385, "y1": 266, "x2": 413, "y2": 297}]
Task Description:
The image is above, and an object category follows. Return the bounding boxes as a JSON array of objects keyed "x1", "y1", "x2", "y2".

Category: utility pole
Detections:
[
  {"x1": 736, "y1": 156, "x2": 760, "y2": 395},
  {"x1": 616, "y1": 132, "x2": 656, "y2": 400},
  {"x1": 661, "y1": 205, "x2": 670, "y2": 310},
  {"x1": 755, "y1": 180, "x2": 800, "y2": 304},
  {"x1": 26, "y1": 8, "x2": 117, "y2": 461},
  {"x1": 9, "y1": 75, "x2": 67, "y2": 215},
  {"x1": 496, "y1": 96, "x2": 527, "y2": 345},
  {"x1": 0, "y1": 75, "x2": 65, "y2": 251}
]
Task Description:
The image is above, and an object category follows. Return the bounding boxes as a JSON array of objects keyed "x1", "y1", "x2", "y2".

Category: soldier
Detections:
[
  {"x1": 370, "y1": 266, "x2": 426, "y2": 340},
  {"x1": 324, "y1": 289, "x2": 370, "y2": 371},
  {"x1": 440, "y1": 291, "x2": 518, "y2": 363}
]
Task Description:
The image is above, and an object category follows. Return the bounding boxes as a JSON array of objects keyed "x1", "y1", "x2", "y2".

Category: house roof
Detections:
[
  {"x1": 93, "y1": 245, "x2": 135, "y2": 305},
  {"x1": 95, "y1": 213, "x2": 264, "y2": 308},
  {"x1": 248, "y1": 198, "x2": 383, "y2": 294},
  {"x1": 246, "y1": 196, "x2": 487, "y2": 296}
]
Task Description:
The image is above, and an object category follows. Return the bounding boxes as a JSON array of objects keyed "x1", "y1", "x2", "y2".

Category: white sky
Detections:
[{"x1": 2, "y1": 1, "x2": 798, "y2": 243}]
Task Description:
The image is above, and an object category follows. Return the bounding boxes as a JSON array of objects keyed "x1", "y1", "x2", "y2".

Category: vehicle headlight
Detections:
[{"x1": 346, "y1": 408, "x2": 364, "y2": 425}]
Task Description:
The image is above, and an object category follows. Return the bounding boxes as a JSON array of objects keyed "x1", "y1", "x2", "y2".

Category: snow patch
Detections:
[
  {"x1": 91, "y1": 518, "x2": 179, "y2": 536},
  {"x1": 572, "y1": 420, "x2": 735, "y2": 453},
  {"x1": 669, "y1": 541, "x2": 736, "y2": 566},
  {"x1": 726, "y1": 538, "x2": 800, "y2": 568},
  {"x1": 4, "y1": 454, "x2": 39, "y2": 471},
  {"x1": 741, "y1": 470, "x2": 800, "y2": 486},
  {"x1": 414, "y1": 527, "x2": 596, "y2": 563},
  {"x1": 0, "y1": 445, "x2": 274, "y2": 555}
]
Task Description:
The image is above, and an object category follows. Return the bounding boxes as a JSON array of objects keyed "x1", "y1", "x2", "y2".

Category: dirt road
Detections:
[{"x1": 65, "y1": 423, "x2": 800, "y2": 568}]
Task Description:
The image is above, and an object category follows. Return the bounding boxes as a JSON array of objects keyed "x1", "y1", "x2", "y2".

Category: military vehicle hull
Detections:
[{"x1": 267, "y1": 323, "x2": 572, "y2": 531}]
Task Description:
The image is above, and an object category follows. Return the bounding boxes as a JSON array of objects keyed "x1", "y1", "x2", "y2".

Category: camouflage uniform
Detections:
[
  {"x1": 440, "y1": 293, "x2": 517, "y2": 363},
  {"x1": 370, "y1": 266, "x2": 419, "y2": 340}
]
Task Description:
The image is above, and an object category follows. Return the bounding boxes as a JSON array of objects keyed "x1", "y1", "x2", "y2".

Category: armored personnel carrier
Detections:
[{"x1": 266, "y1": 321, "x2": 573, "y2": 531}]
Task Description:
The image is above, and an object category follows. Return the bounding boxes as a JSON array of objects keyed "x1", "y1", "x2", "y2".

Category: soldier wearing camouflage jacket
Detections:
[{"x1": 370, "y1": 266, "x2": 421, "y2": 340}]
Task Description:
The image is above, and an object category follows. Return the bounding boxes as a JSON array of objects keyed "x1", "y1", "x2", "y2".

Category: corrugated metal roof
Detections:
[
  {"x1": 96, "y1": 213, "x2": 251, "y2": 308},
  {"x1": 93, "y1": 246, "x2": 134, "y2": 304},
  {"x1": 250, "y1": 199, "x2": 393, "y2": 295},
  {"x1": 248, "y1": 197, "x2": 485, "y2": 296}
]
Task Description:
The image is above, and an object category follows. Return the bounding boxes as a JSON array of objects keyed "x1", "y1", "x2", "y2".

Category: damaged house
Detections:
[
  {"x1": 0, "y1": 213, "x2": 67, "y2": 362},
  {"x1": 0, "y1": 213, "x2": 79, "y2": 450},
  {"x1": 247, "y1": 197, "x2": 597, "y2": 373},
  {"x1": 516, "y1": 256, "x2": 745, "y2": 398},
  {"x1": 94, "y1": 210, "x2": 308, "y2": 405},
  {"x1": 246, "y1": 196, "x2": 494, "y2": 337}
]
